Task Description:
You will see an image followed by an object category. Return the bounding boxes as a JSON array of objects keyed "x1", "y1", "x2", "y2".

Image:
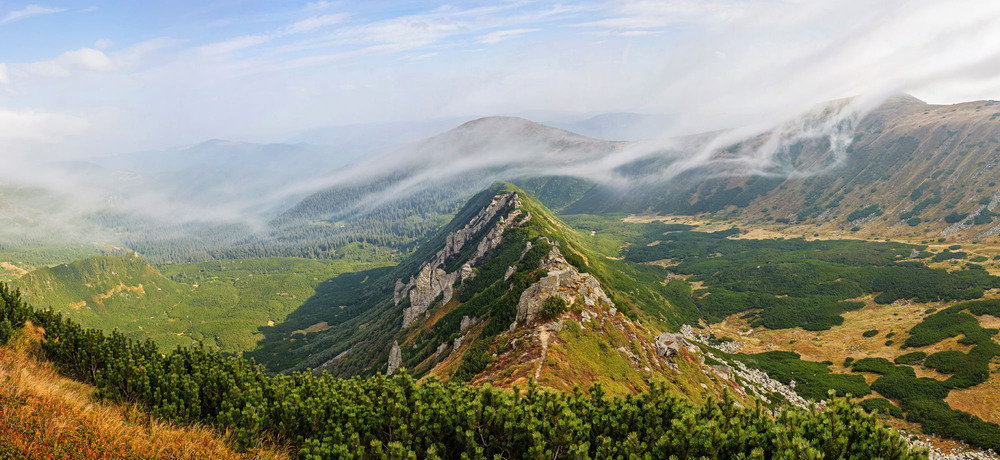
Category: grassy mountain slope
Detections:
[
  {"x1": 12, "y1": 254, "x2": 389, "y2": 353},
  {"x1": 0, "y1": 324, "x2": 287, "y2": 459}
]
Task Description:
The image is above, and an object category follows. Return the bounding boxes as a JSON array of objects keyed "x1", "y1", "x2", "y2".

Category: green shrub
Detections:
[
  {"x1": 847, "y1": 205, "x2": 883, "y2": 222},
  {"x1": 945, "y1": 213, "x2": 968, "y2": 224},
  {"x1": 895, "y1": 352, "x2": 926, "y2": 365},
  {"x1": 974, "y1": 213, "x2": 995, "y2": 225},
  {"x1": 563, "y1": 252, "x2": 588, "y2": 273},
  {"x1": 853, "y1": 358, "x2": 898, "y2": 374},
  {"x1": 0, "y1": 318, "x2": 12, "y2": 345},
  {"x1": 537, "y1": 296, "x2": 567, "y2": 322},
  {"x1": 860, "y1": 398, "x2": 903, "y2": 418},
  {"x1": 862, "y1": 329, "x2": 879, "y2": 338},
  {"x1": 931, "y1": 250, "x2": 967, "y2": 262}
]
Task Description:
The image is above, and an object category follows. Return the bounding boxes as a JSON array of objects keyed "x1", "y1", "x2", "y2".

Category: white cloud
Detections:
[
  {"x1": 476, "y1": 28, "x2": 538, "y2": 45},
  {"x1": 405, "y1": 52, "x2": 439, "y2": 60},
  {"x1": 306, "y1": 1, "x2": 335, "y2": 10},
  {"x1": 18, "y1": 48, "x2": 113, "y2": 77},
  {"x1": 95, "y1": 38, "x2": 114, "y2": 49},
  {"x1": 286, "y1": 13, "x2": 348, "y2": 34},
  {"x1": 197, "y1": 35, "x2": 270, "y2": 55},
  {"x1": 0, "y1": 64, "x2": 8, "y2": 84},
  {"x1": 0, "y1": 4, "x2": 66, "y2": 24}
]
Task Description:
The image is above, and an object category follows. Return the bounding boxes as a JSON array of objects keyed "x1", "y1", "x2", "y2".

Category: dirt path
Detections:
[{"x1": 533, "y1": 329, "x2": 551, "y2": 383}]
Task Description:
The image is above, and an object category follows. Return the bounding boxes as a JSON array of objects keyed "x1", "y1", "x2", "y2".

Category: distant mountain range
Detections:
[{"x1": 5, "y1": 94, "x2": 1000, "y2": 265}]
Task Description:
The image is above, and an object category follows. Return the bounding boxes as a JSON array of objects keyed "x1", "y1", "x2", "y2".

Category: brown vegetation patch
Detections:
[
  {"x1": 0, "y1": 262, "x2": 29, "y2": 278},
  {"x1": 291, "y1": 321, "x2": 329, "y2": 336},
  {"x1": 92, "y1": 283, "x2": 146, "y2": 306},
  {"x1": 944, "y1": 363, "x2": 1000, "y2": 425},
  {"x1": 974, "y1": 314, "x2": 1000, "y2": 330}
]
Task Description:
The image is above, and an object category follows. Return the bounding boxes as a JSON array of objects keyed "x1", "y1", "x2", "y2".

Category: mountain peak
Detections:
[
  {"x1": 877, "y1": 93, "x2": 927, "y2": 110},
  {"x1": 448, "y1": 116, "x2": 591, "y2": 140}
]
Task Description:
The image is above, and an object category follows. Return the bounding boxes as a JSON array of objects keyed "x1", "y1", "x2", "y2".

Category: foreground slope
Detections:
[{"x1": 0, "y1": 324, "x2": 287, "y2": 459}]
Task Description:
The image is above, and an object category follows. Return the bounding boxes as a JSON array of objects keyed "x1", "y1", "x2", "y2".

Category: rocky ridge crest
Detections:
[
  {"x1": 396, "y1": 192, "x2": 528, "y2": 327},
  {"x1": 515, "y1": 245, "x2": 614, "y2": 324}
]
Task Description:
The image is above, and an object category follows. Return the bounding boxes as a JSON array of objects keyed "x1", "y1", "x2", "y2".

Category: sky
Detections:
[{"x1": 3, "y1": 0, "x2": 1000, "y2": 158}]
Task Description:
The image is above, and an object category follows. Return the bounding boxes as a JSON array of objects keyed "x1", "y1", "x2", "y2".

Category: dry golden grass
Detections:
[
  {"x1": 0, "y1": 323, "x2": 290, "y2": 460},
  {"x1": 945, "y1": 374, "x2": 1000, "y2": 426},
  {"x1": 704, "y1": 298, "x2": 931, "y2": 368}
]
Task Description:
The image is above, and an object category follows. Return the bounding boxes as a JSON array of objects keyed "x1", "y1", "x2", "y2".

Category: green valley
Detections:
[{"x1": 13, "y1": 254, "x2": 392, "y2": 353}]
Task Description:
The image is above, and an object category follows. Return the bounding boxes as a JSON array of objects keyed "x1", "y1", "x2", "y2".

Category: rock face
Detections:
[
  {"x1": 399, "y1": 192, "x2": 527, "y2": 327},
  {"x1": 516, "y1": 246, "x2": 613, "y2": 323},
  {"x1": 386, "y1": 341, "x2": 402, "y2": 376}
]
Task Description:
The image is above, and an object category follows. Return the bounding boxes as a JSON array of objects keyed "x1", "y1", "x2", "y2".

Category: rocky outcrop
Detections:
[
  {"x1": 386, "y1": 341, "x2": 402, "y2": 376},
  {"x1": 403, "y1": 266, "x2": 460, "y2": 326},
  {"x1": 460, "y1": 315, "x2": 478, "y2": 332},
  {"x1": 400, "y1": 192, "x2": 526, "y2": 327},
  {"x1": 516, "y1": 246, "x2": 613, "y2": 323},
  {"x1": 654, "y1": 332, "x2": 699, "y2": 358}
]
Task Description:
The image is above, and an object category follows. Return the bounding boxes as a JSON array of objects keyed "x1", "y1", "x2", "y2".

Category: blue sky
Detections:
[{"x1": 3, "y1": 1, "x2": 1000, "y2": 156}]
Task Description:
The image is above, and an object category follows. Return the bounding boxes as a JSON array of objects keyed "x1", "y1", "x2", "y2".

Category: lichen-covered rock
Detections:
[
  {"x1": 387, "y1": 341, "x2": 402, "y2": 376},
  {"x1": 655, "y1": 332, "x2": 698, "y2": 358},
  {"x1": 515, "y1": 246, "x2": 613, "y2": 323}
]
